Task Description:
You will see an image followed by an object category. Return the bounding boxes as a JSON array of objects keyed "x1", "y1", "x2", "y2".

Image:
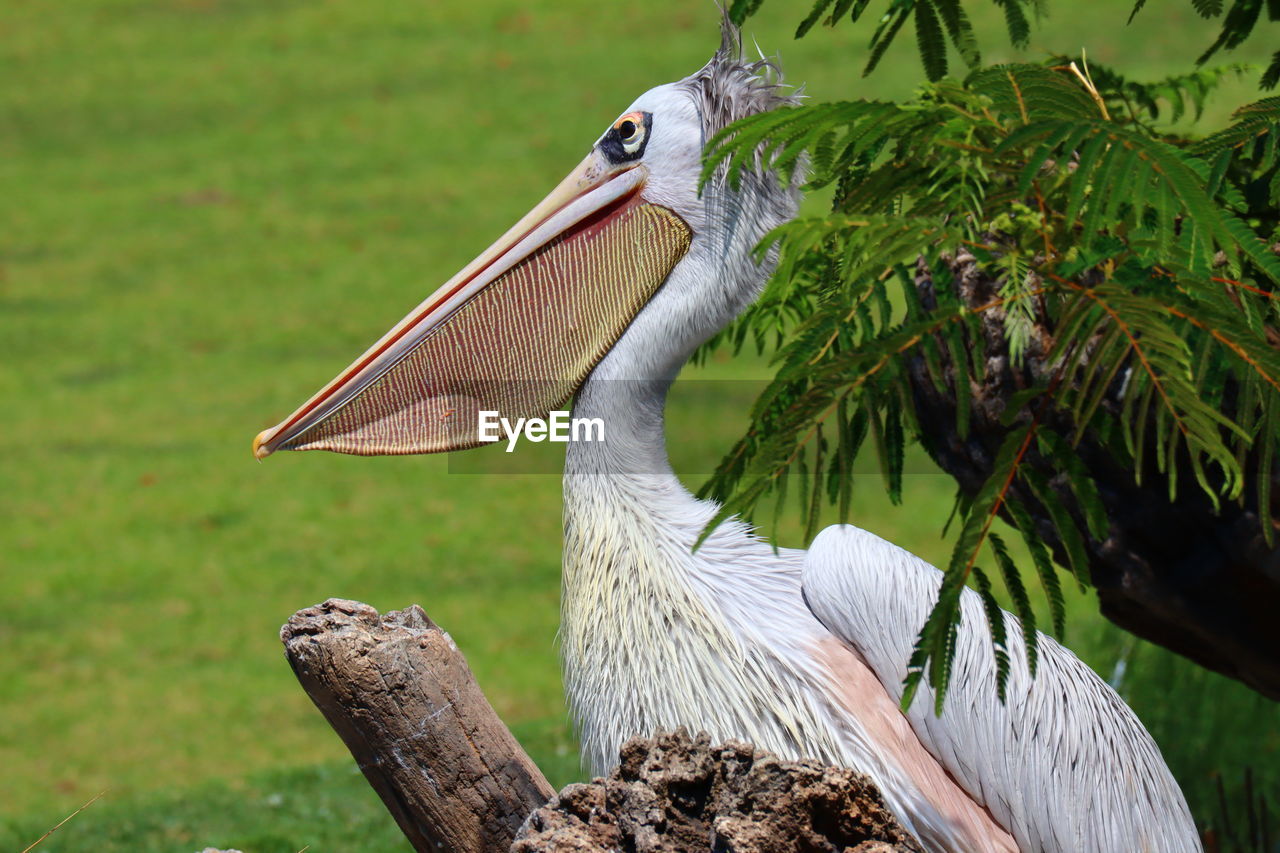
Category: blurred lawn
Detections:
[{"x1": 1, "y1": 0, "x2": 1275, "y2": 849}]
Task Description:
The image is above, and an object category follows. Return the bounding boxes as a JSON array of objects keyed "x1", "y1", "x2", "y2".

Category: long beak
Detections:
[{"x1": 253, "y1": 151, "x2": 691, "y2": 459}]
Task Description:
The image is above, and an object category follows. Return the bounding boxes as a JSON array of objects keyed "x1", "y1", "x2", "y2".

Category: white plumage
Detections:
[
  {"x1": 807, "y1": 526, "x2": 1200, "y2": 851},
  {"x1": 558, "y1": 29, "x2": 1201, "y2": 853}
]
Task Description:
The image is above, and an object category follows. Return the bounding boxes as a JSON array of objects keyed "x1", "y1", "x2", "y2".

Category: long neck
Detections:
[
  {"x1": 561, "y1": 243, "x2": 735, "y2": 527},
  {"x1": 560, "y1": 367, "x2": 759, "y2": 775},
  {"x1": 566, "y1": 375, "x2": 676, "y2": 479},
  {"x1": 559, "y1": 330, "x2": 825, "y2": 780},
  {"x1": 563, "y1": 358, "x2": 713, "y2": 555},
  {"x1": 557, "y1": 198, "x2": 800, "y2": 775}
]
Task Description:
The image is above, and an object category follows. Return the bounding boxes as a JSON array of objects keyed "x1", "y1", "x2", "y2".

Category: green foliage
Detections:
[
  {"x1": 1056, "y1": 58, "x2": 1254, "y2": 125},
  {"x1": 699, "y1": 56, "x2": 1280, "y2": 707},
  {"x1": 730, "y1": 0, "x2": 1280, "y2": 88}
]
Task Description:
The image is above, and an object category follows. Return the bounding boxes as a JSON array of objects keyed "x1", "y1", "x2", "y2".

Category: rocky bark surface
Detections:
[{"x1": 514, "y1": 729, "x2": 924, "y2": 853}]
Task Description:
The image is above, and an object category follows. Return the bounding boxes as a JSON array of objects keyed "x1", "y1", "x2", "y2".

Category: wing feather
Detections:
[{"x1": 803, "y1": 524, "x2": 1201, "y2": 853}]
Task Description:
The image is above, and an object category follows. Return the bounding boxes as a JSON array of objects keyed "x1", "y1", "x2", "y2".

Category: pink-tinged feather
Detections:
[{"x1": 812, "y1": 637, "x2": 1019, "y2": 853}]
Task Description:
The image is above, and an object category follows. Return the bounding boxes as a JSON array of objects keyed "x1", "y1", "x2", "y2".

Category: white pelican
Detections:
[{"x1": 254, "y1": 24, "x2": 1201, "y2": 853}]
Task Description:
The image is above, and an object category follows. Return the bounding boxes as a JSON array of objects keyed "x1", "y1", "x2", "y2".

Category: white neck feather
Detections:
[
  {"x1": 559, "y1": 327, "x2": 836, "y2": 776},
  {"x1": 556, "y1": 154, "x2": 815, "y2": 774}
]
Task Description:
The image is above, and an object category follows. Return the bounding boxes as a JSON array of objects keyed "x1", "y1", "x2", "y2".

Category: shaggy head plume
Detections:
[{"x1": 680, "y1": 15, "x2": 800, "y2": 143}]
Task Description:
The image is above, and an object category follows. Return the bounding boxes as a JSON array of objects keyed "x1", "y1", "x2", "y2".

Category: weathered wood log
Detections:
[
  {"x1": 280, "y1": 598, "x2": 555, "y2": 853},
  {"x1": 282, "y1": 602, "x2": 922, "y2": 852},
  {"x1": 515, "y1": 729, "x2": 924, "y2": 853}
]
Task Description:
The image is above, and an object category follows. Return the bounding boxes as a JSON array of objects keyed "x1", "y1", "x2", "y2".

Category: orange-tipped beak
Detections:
[{"x1": 253, "y1": 152, "x2": 690, "y2": 460}]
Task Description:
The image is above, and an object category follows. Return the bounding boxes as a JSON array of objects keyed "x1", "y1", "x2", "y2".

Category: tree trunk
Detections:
[
  {"x1": 908, "y1": 253, "x2": 1280, "y2": 700},
  {"x1": 280, "y1": 598, "x2": 555, "y2": 853}
]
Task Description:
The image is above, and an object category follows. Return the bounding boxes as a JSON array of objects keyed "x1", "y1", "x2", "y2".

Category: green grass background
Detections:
[{"x1": 2, "y1": 1, "x2": 1276, "y2": 849}]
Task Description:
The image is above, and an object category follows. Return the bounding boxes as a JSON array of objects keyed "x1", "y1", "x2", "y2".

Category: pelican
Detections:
[{"x1": 253, "y1": 23, "x2": 1200, "y2": 853}]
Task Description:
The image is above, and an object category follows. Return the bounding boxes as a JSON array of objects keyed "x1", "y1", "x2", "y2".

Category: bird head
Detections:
[{"x1": 253, "y1": 21, "x2": 799, "y2": 460}]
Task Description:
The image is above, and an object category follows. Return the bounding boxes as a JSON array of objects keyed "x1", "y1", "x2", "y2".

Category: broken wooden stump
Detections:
[
  {"x1": 282, "y1": 600, "x2": 923, "y2": 852},
  {"x1": 515, "y1": 729, "x2": 924, "y2": 853},
  {"x1": 281, "y1": 598, "x2": 554, "y2": 853}
]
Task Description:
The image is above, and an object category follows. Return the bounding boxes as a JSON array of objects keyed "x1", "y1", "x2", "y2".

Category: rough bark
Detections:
[
  {"x1": 515, "y1": 729, "x2": 924, "y2": 853},
  {"x1": 280, "y1": 598, "x2": 555, "y2": 853},
  {"x1": 909, "y1": 253, "x2": 1280, "y2": 700},
  {"x1": 282, "y1": 602, "x2": 928, "y2": 853}
]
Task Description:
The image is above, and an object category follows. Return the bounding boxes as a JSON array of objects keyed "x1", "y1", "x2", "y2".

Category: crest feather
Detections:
[{"x1": 681, "y1": 15, "x2": 800, "y2": 142}]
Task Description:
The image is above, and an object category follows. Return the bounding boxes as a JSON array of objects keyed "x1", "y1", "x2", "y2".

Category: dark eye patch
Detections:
[{"x1": 599, "y1": 111, "x2": 652, "y2": 165}]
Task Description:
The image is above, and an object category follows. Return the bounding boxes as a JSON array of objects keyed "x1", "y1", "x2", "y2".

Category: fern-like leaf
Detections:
[{"x1": 914, "y1": 1, "x2": 950, "y2": 82}]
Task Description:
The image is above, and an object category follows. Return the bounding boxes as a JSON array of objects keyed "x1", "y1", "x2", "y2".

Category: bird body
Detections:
[
  {"x1": 254, "y1": 22, "x2": 1202, "y2": 852},
  {"x1": 562, "y1": 380, "x2": 1019, "y2": 852},
  {"x1": 561, "y1": 370, "x2": 1194, "y2": 852}
]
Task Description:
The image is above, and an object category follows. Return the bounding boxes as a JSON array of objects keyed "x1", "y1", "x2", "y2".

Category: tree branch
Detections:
[{"x1": 280, "y1": 598, "x2": 555, "y2": 853}]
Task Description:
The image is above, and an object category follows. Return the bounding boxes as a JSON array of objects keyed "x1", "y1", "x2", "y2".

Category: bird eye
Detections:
[
  {"x1": 601, "y1": 111, "x2": 651, "y2": 164},
  {"x1": 613, "y1": 113, "x2": 646, "y2": 151}
]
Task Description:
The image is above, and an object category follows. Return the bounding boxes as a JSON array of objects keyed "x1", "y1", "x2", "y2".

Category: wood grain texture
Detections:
[{"x1": 281, "y1": 598, "x2": 555, "y2": 853}]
